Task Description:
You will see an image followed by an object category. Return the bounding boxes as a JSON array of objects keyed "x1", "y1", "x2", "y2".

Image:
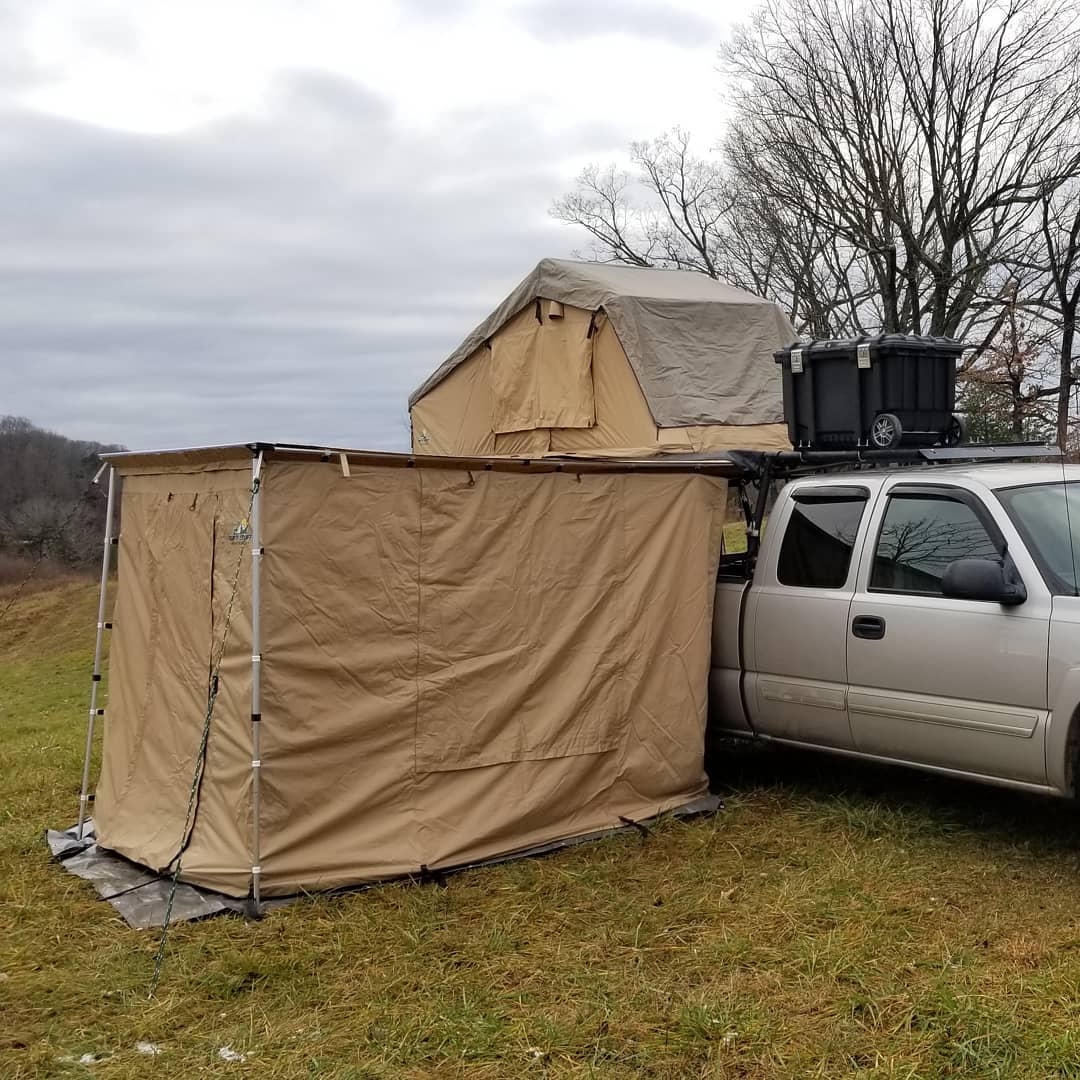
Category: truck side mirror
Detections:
[{"x1": 941, "y1": 557, "x2": 1026, "y2": 606}]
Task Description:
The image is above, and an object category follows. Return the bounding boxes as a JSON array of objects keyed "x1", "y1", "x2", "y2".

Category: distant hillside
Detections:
[{"x1": 0, "y1": 416, "x2": 124, "y2": 576}]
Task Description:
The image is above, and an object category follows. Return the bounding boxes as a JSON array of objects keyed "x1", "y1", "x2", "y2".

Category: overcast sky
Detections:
[{"x1": 1, "y1": 0, "x2": 753, "y2": 451}]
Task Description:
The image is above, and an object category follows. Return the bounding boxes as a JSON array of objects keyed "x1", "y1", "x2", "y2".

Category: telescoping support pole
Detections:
[
  {"x1": 249, "y1": 450, "x2": 264, "y2": 915},
  {"x1": 77, "y1": 465, "x2": 118, "y2": 840}
]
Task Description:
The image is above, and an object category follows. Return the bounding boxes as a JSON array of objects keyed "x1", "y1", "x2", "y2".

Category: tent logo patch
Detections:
[{"x1": 229, "y1": 519, "x2": 252, "y2": 544}]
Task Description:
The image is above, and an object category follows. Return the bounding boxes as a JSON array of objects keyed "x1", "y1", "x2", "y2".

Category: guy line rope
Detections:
[{"x1": 148, "y1": 474, "x2": 259, "y2": 997}]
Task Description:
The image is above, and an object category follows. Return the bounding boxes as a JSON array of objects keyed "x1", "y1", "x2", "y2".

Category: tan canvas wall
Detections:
[
  {"x1": 97, "y1": 457, "x2": 726, "y2": 897},
  {"x1": 411, "y1": 347, "x2": 497, "y2": 457},
  {"x1": 257, "y1": 462, "x2": 727, "y2": 895},
  {"x1": 490, "y1": 301, "x2": 595, "y2": 433},
  {"x1": 95, "y1": 465, "x2": 254, "y2": 896}
]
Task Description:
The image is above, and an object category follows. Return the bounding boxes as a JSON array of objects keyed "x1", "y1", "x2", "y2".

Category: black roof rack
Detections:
[
  {"x1": 726, "y1": 441, "x2": 1062, "y2": 572},
  {"x1": 729, "y1": 441, "x2": 1059, "y2": 479}
]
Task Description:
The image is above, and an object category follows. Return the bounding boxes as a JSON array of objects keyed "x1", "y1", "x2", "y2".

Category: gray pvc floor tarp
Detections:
[
  {"x1": 47, "y1": 822, "x2": 248, "y2": 929},
  {"x1": 48, "y1": 794, "x2": 721, "y2": 930}
]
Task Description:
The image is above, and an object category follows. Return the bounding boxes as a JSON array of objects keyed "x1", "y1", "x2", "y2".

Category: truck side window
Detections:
[
  {"x1": 871, "y1": 494, "x2": 998, "y2": 594},
  {"x1": 777, "y1": 495, "x2": 866, "y2": 589}
]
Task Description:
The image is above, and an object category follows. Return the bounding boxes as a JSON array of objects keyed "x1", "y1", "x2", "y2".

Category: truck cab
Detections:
[{"x1": 711, "y1": 463, "x2": 1080, "y2": 797}]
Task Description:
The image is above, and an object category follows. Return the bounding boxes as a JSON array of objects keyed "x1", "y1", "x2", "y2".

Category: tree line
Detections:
[
  {"x1": 0, "y1": 416, "x2": 123, "y2": 575},
  {"x1": 552, "y1": 0, "x2": 1080, "y2": 447}
]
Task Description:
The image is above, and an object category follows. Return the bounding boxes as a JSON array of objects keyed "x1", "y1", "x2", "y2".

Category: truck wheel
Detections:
[
  {"x1": 942, "y1": 414, "x2": 967, "y2": 447},
  {"x1": 870, "y1": 413, "x2": 903, "y2": 449}
]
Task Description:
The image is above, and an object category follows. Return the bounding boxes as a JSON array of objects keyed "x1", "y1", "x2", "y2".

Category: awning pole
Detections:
[
  {"x1": 77, "y1": 465, "x2": 118, "y2": 840},
  {"x1": 249, "y1": 450, "x2": 264, "y2": 914}
]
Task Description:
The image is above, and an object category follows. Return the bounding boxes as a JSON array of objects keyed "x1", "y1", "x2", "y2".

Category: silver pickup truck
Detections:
[{"x1": 711, "y1": 462, "x2": 1080, "y2": 797}]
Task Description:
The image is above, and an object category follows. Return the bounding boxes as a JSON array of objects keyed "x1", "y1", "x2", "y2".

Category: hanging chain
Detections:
[{"x1": 149, "y1": 478, "x2": 258, "y2": 998}]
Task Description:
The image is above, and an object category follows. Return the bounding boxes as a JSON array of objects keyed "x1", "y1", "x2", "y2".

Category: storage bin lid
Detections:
[{"x1": 775, "y1": 333, "x2": 967, "y2": 369}]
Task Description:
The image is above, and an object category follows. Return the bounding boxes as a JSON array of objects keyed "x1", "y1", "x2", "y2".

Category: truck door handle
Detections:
[{"x1": 852, "y1": 615, "x2": 886, "y2": 640}]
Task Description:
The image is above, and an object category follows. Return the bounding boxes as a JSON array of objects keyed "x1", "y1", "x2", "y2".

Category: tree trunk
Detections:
[{"x1": 1059, "y1": 313, "x2": 1076, "y2": 451}]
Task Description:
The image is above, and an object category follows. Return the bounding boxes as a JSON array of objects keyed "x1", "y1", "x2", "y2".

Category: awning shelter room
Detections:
[
  {"x1": 86, "y1": 445, "x2": 733, "y2": 906},
  {"x1": 409, "y1": 258, "x2": 796, "y2": 457}
]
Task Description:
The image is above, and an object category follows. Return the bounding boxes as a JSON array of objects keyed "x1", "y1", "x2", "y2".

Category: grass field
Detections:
[{"x1": 6, "y1": 581, "x2": 1080, "y2": 1077}]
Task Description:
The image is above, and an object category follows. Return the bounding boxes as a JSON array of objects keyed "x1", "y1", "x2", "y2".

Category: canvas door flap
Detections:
[
  {"x1": 414, "y1": 469, "x2": 628, "y2": 772},
  {"x1": 490, "y1": 304, "x2": 542, "y2": 433},
  {"x1": 95, "y1": 484, "x2": 219, "y2": 873},
  {"x1": 535, "y1": 303, "x2": 594, "y2": 428},
  {"x1": 173, "y1": 487, "x2": 255, "y2": 890},
  {"x1": 548, "y1": 314, "x2": 658, "y2": 453},
  {"x1": 490, "y1": 302, "x2": 595, "y2": 434}
]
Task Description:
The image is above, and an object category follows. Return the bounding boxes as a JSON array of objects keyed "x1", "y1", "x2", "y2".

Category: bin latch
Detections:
[{"x1": 857, "y1": 343, "x2": 871, "y2": 369}]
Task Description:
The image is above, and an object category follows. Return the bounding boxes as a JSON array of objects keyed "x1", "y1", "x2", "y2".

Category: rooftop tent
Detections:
[
  {"x1": 409, "y1": 258, "x2": 796, "y2": 457},
  {"x1": 89, "y1": 444, "x2": 733, "y2": 901}
]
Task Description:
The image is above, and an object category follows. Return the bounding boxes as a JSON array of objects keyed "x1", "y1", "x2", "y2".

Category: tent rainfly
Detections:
[
  {"x1": 409, "y1": 258, "x2": 797, "y2": 457},
  {"x1": 82, "y1": 443, "x2": 735, "y2": 905}
]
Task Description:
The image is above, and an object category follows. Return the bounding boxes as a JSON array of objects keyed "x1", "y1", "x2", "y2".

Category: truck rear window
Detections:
[{"x1": 777, "y1": 495, "x2": 866, "y2": 589}]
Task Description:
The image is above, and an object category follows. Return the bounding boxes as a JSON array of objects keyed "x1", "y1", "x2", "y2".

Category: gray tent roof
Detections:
[{"x1": 409, "y1": 258, "x2": 796, "y2": 427}]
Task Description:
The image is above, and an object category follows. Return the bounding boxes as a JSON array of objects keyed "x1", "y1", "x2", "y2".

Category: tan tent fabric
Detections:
[
  {"x1": 493, "y1": 429, "x2": 551, "y2": 455},
  {"x1": 490, "y1": 302, "x2": 594, "y2": 433},
  {"x1": 548, "y1": 315, "x2": 658, "y2": 454},
  {"x1": 411, "y1": 348, "x2": 497, "y2": 456},
  {"x1": 684, "y1": 423, "x2": 792, "y2": 452},
  {"x1": 95, "y1": 465, "x2": 253, "y2": 895},
  {"x1": 410, "y1": 258, "x2": 795, "y2": 427},
  {"x1": 410, "y1": 259, "x2": 796, "y2": 457},
  {"x1": 94, "y1": 449, "x2": 728, "y2": 898}
]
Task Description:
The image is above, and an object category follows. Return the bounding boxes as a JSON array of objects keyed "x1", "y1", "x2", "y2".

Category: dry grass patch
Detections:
[{"x1": 4, "y1": 582, "x2": 1080, "y2": 1076}]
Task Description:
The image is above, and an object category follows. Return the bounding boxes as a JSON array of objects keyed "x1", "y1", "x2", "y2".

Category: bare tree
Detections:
[
  {"x1": 551, "y1": 130, "x2": 737, "y2": 277},
  {"x1": 552, "y1": 0, "x2": 1080, "y2": 365},
  {"x1": 1039, "y1": 184, "x2": 1080, "y2": 448},
  {"x1": 724, "y1": 0, "x2": 1080, "y2": 340},
  {"x1": 0, "y1": 416, "x2": 122, "y2": 571}
]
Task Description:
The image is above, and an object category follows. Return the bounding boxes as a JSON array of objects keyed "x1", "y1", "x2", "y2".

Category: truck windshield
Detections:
[{"x1": 998, "y1": 483, "x2": 1080, "y2": 596}]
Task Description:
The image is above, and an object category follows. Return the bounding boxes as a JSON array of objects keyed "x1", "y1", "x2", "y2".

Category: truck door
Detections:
[
  {"x1": 847, "y1": 484, "x2": 1050, "y2": 784},
  {"x1": 746, "y1": 485, "x2": 871, "y2": 748}
]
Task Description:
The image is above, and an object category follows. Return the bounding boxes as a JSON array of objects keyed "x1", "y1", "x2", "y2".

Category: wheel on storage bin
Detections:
[
  {"x1": 870, "y1": 412, "x2": 903, "y2": 449},
  {"x1": 942, "y1": 414, "x2": 967, "y2": 447}
]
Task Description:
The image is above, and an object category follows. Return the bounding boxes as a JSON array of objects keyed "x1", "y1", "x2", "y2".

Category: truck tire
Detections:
[{"x1": 870, "y1": 412, "x2": 903, "y2": 450}]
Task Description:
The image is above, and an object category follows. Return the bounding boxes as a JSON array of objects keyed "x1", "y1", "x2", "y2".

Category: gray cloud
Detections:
[
  {"x1": 73, "y1": 10, "x2": 143, "y2": 58},
  {"x1": 0, "y1": 68, "x2": 627, "y2": 451},
  {"x1": 515, "y1": 0, "x2": 716, "y2": 47}
]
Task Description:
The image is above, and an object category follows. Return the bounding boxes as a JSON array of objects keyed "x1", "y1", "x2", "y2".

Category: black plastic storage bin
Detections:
[{"x1": 774, "y1": 334, "x2": 966, "y2": 450}]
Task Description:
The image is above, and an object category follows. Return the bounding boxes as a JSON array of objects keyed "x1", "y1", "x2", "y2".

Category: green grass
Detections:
[{"x1": 6, "y1": 581, "x2": 1080, "y2": 1076}]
